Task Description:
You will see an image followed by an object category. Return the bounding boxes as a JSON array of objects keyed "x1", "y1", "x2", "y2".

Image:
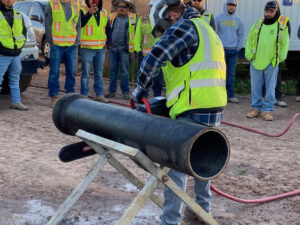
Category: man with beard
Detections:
[
  {"x1": 245, "y1": 1, "x2": 289, "y2": 121},
  {"x1": 216, "y1": 0, "x2": 244, "y2": 103},
  {"x1": 80, "y1": 0, "x2": 109, "y2": 103}
]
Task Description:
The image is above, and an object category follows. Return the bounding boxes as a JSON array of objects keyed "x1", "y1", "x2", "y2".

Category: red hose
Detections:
[
  {"x1": 210, "y1": 184, "x2": 300, "y2": 203},
  {"x1": 29, "y1": 84, "x2": 300, "y2": 203},
  {"x1": 221, "y1": 113, "x2": 300, "y2": 137}
]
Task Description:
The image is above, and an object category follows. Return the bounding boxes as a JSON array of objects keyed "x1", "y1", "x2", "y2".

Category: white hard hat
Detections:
[{"x1": 117, "y1": 0, "x2": 135, "y2": 7}]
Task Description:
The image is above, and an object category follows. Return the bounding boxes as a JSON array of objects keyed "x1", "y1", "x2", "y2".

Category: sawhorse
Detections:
[{"x1": 47, "y1": 129, "x2": 218, "y2": 225}]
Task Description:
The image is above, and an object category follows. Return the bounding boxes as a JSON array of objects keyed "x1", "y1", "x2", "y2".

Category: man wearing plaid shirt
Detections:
[{"x1": 131, "y1": 1, "x2": 227, "y2": 224}]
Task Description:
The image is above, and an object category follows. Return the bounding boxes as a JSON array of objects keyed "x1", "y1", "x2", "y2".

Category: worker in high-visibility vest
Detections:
[
  {"x1": 132, "y1": 1, "x2": 226, "y2": 224},
  {"x1": 134, "y1": 0, "x2": 163, "y2": 97},
  {"x1": 245, "y1": 1, "x2": 290, "y2": 121},
  {"x1": 80, "y1": 0, "x2": 109, "y2": 103},
  {"x1": 0, "y1": 0, "x2": 28, "y2": 110},
  {"x1": 105, "y1": 0, "x2": 137, "y2": 100},
  {"x1": 45, "y1": 0, "x2": 81, "y2": 108},
  {"x1": 186, "y1": 0, "x2": 216, "y2": 31}
]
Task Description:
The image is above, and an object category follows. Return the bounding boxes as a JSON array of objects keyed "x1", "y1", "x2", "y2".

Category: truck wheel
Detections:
[
  {"x1": 42, "y1": 39, "x2": 51, "y2": 55},
  {"x1": 0, "y1": 74, "x2": 32, "y2": 95}
]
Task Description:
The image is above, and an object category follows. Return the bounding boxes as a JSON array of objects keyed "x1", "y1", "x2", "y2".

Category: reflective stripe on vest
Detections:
[
  {"x1": 50, "y1": 0, "x2": 79, "y2": 46},
  {"x1": 164, "y1": 18, "x2": 226, "y2": 119},
  {"x1": 0, "y1": 10, "x2": 26, "y2": 50}
]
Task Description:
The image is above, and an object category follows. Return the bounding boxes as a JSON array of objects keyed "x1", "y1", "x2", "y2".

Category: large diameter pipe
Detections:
[{"x1": 53, "y1": 94, "x2": 230, "y2": 180}]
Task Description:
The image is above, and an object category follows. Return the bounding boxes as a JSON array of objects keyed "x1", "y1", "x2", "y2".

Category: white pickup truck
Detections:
[{"x1": 1, "y1": 12, "x2": 47, "y2": 94}]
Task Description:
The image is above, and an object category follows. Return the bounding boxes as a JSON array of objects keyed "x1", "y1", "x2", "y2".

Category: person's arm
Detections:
[
  {"x1": 245, "y1": 24, "x2": 255, "y2": 61},
  {"x1": 105, "y1": 16, "x2": 111, "y2": 48},
  {"x1": 210, "y1": 14, "x2": 217, "y2": 32},
  {"x1": 237, "y1": 17, "x2": 244, "y2": 51},
  {"x1": 22, "y1": 17, "x2": 27, "y2": 41},
  {"x1": 75, "y1": 13, "x2": 81, "y2": 46},
  {"x1": 279, "y1": 25, "x2": 290, "y2": 62},
  {"x1": 137, "y1": 19, "x2": 197, "y2": 91},
  {"x1": 45, "y1": 2, "x2": 53, "y2": 44},
  {"x1": 81, "y1": 9, "x2": 92, "y2": 27}
]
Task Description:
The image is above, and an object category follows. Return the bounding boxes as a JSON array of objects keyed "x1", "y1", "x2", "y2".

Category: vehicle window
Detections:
[
  {"x1": 14, "y1": 2, "x2": 31, "y2": 15},
  {"x1": 28, "y1": 3, "x2": 44, "y2": 22}
]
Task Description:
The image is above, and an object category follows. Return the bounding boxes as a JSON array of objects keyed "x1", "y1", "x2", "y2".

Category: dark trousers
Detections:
[{"x1": 297, "y1": 72, "x2": 300, "y2": 96}]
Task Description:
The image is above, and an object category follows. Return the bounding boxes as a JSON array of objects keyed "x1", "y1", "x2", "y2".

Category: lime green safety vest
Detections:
[
  {"x1": 0, "y1": 10, "x2": 26, "y2": 50},
  {"x1": 50, "y1": 0, "x2": 80, "y2": 46},
  {"x1": 162, "y1": 18, "x2": 227, "y2": 119},
  {"x1": 81, "y1": 8, "x2": 108, "y2": 49},
  {"x1": 134, "y1": 16, "x2": 157, "y2": 56},
  {"x1": 245, "y1": 16, "x2": 289, "y2": 67},
  {"x1": 200, "y1": 10, "x2": 212, "y2": 24},
  {"x1": 109, "y1": 11, "x2": 136, "y2": 53}
]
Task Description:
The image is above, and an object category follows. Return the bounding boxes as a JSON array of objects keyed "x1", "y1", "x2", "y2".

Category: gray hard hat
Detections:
[{"x1": 227, "y1": 0, "x2": 237, "y2": 5}]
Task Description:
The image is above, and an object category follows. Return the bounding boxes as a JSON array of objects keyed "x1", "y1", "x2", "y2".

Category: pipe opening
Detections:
[{"x1": 190, "y1": 130, "x2": 229, "y2": 179}]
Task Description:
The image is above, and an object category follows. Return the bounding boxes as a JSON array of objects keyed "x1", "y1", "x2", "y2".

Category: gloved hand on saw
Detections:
[{"x1": 131, "y1": 86, "x2": 148, "y2": 104}]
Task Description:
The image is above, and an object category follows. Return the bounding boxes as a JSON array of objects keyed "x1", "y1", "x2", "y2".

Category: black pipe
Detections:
[{"x1": 53, "y1": 94, "x2": 230, "y2": 180}]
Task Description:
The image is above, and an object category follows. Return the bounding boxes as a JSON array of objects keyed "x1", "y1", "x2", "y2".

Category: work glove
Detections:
[{"x1": 131, "y1": 86, "x2": 147, "y2": 104}]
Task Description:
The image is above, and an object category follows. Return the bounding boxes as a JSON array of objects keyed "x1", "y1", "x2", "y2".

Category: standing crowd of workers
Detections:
[{"x1": 0, "y1": 0, "x2": 299, "y2": 223}]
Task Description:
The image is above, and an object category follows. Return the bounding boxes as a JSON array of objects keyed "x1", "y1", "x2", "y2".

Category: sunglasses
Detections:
[
  {"x1": 192, "y1": 0, "x2": 202, "y2": 2},
  {"x1": 118, "y1": 5, "x2": 128, "y2": 9}
]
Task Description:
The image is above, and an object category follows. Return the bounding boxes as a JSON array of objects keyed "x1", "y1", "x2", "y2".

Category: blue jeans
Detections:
[
  {"x1": 138, "y1": 52, "x2": 163, "y2": 97},
  {"x1": 250, "y1": 62, "x2": 278, "y2": 112},
  {"x1": 80, "y1": 48, "x2": 105, "y2": 96},
  {"x1": 0, "y1": 55, "x2": 22, "y2": 104},
  {"x1": 160, "y1": 115, "x2": 214, "y2": 225},
  {"x1": 108, "y1": 48, "x2": 130, "y2": 94},
  {"x1": 225, "y1": 49, "x2": 238, "y2": 98},
  {"x1": 48, "y1": 44, "x2": 77, "y2": 97}
]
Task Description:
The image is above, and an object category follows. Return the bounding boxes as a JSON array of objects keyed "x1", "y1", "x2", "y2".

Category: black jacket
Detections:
[{"x1": 0, "y1": 3, "x2": 27, "y2": 56}]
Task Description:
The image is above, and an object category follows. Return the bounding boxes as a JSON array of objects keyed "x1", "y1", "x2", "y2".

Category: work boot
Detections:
[
  {"x1": 275, "y1": 100, "x2": 287, "y2": 107},
  {"x1": 263, "y1": 112, "x2": 273, "y2": 121},
  {"x1": 95, "y1": 95, "x2": 109, "y2": 103},
  {"x1": 296, "y1": 96, "x2": 300, "y2": 102},
  {"x1": 10, "y1": 102, "x2": 29, "y2": 111},
  {"x1": 184, "y1": 207, "x2": 212, "y2": 224},
  {"x1": 50, "y1": 96, "x2": 59, "y2": 108},
  {"x1": 123, "y1": 93, "x2": 129, "y2": 100},
  {"x1": 228, "y1": 97, "x2": 239, "y2": 103},
  {"x1": 104, "y1": 92, "x2": 116, "y2": 98},
  {"x1": 246, "y1": 109, "x2": 261, "y2": 118}
]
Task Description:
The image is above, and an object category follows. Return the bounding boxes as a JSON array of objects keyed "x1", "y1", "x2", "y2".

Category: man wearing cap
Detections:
[
  {"x1": 80, "y1": 0, "x2": 109, "y2": 103},
  {"x1": 245, "y1": 1, "x2": 290, "y2": 121},
  {"x1": 216, "y1": 0, "x2": 244, "y2": 103},
  {"x1": 132, "y1": 0, "x2": 227, "y2": 224},
  {"x1": 134, "y1": 0, "x2": 163, "y2": 97},
  {"x1": 105, "y1": 0, "x2": 137, "y2": 100},
  {"x1": 45, "y1": 0, "x2": 81, "y2": 108},
  {"x1": 187, "y1": 0, "x2": 216, "y2": 31}
]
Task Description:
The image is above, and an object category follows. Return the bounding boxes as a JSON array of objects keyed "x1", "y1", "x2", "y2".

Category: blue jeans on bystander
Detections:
[
  {"x1": 48, "y1": 44, "x2": 77, "y2": 97},
  {"x1": 250, "y1": 62, "x2": 278, "y2": 112},
  {"x1": 80, "y1": 48, "x2": 106, "y2": 96},
  {"x1": 108, "y1": 48, "x2": 130, "y2": 95},
  {"x1": 225, "y1": 49, "x2": 239, "y2": 98},
  {"x1": 0, "y1": 55, "x2": 22, "y2": 104}
]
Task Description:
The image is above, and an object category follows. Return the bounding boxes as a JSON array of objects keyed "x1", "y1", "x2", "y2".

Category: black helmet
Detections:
[{"x1": 265, "y1": 1, "x2": 278, "y2": 10}]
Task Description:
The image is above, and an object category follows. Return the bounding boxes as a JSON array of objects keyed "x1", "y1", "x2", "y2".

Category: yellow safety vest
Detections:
[
  {"x1": 50, "y1": 0, "x2": 80, "y2": 46},
  {"x1": 81, "y1": 8, "x2": 107, "y2": 49},
  {"x1": 0, "y1": 10, "x2": 26, "y2": 50},
  {"x1": 134, "y1": 16, "x2": 158, "y2": 56},
  {"x1": 245, "y1": 16, "x2": 289, "y2": 67},
  {"x1": 162, "y1": 18, "x2": 227, "y2": 119},
  {"x1": 200, "y1": 10, "x2": 212, "y2": 24},
  {"x1": 109, "y1": 11, "x2": 136, "y2": 53}
]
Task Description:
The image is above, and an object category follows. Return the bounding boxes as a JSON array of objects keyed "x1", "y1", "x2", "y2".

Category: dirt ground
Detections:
[{"x1": 0, "y1": 65, "x2": 299, "y2": 225}]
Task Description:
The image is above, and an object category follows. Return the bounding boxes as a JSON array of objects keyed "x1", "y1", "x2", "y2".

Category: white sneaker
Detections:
[
  {"x1": 275, "y1": 100, "x2": 287, "y2": 107},
  {"x1": 296, "y1": 96, "x2": 300, "y2": 102},
  {"x1": 228, "y1": 97, "x2": 239, "y2": 103}
]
